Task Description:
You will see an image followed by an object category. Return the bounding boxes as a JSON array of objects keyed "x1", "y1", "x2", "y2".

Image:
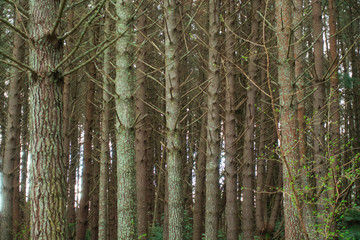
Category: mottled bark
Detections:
[
  {"x1": 115, "y1": 0, "x2": 137, "y2": 238},
  {"x1": 28, "y1": 0, "x2": 67, "y2": 238},
  {"x1": 205, "y1": 0, "x2": 221, "y2": 239},
  {"x1": 164, "y1": 0, "x2": 184, "y2": 239},
  {"x1": 224, "y1": 1, "x2": 238, "y2": 239},
  {"x1": 1, "y1": 1, "x2": 25, "y2": 238}
]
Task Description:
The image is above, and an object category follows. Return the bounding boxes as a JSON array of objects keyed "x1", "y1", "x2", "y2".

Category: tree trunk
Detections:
[
  {"x1": 193, "y1": 114, "x2": 207, "y2": 240},
  {"x1": 312, "y1": 1, "x2": 327, "y2": 235},
  {"x1": 28, "y1": 0, "x2": 67, "y2": 238},
  {"x1": 224, "y1": 1, "x2": 238, "y2": 239},
  {"x1": 98, "y1": 3, "x2": 111, "y2": 240},
  {"x1": 135, "y1": 1, "x2": 150, "y2": 238},
  {"x1": 275, "y1": 0, "x2": 306, "y2": 238},
  {"x1": 115, "y1": 0, "x2": 137, "y2": 238},
  {"x1": 205, "y1": 0, "x2": 221, "y2": 239},
  {"x1": 242, "y1": 0, "x2": 261, "y2": 238},
  {"x1": 164, "y1": 0, "x2": 184, "y2": 239},
  {"x1": 2, "y1": 1, "x2": 25, "y2": 238},
  {"x1": 328, "y1": 1, "x2": 340, "y2": 234},
  {"x1": 76, "y1": 59, "x2": 96, "y2": 240}
]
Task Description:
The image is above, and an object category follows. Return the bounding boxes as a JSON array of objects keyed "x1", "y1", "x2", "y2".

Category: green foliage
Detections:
[
  {"x1": 338, "y1": 207, "x2": 360, "y2": 239},
  {"x1": 339, "y1": 73, "x2": 358, "y2": 89},
  {"x1": 148, "y1": 211, "x2": 226, "y2": 240}
]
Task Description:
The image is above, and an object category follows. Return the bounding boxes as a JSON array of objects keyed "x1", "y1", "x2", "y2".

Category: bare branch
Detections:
[
  {"x1": 0, "y1": 50, "x2": 35, "y2": 73},
  {"x1": 0, "y1": 17, "x2": 29, "y2": 39},
  {"x1": 50, "y1": 0, "x2": 67, "y2": 36}
]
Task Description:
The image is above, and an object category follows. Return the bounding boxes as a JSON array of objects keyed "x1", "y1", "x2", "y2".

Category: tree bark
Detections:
[
  {"x1": 28, "y1": 0, "x2": 67, "y2": 238},
  {"x1": 242, "y1": 0, "x2": 261, "y2": 238},
  {"x1": 164, "y1": 0, "x2": 184, "y2": 239},
  {"x1": 115, "y1": 0, "x2": 137, "y2": 238},
  {"x1": 98, "y1": 3, "x2": 111, "y2": 240},
  {"x1": 224, "y1": 1, "x2": 238, "y2": 239},
  {"x1": 76, "y1": 60, "x2": 96, "y2": 240},
  {"x1": 328, "y1": 1, "x2": 340, "y2": 231},
  {"x1": 135, "y1": 1, "x2": 150, "y2": 238},
  {"x1": 2, "y1": 1, "x2": 25, "y2": 238},
  {"x1": 312, "y1": 1, "x2": 327, "y2": 235},
  {"x1": 205, "y1": 0, "x2": 221, "y2": 239},
  {"x1": 193, "y1": 114, "x2": 207, "y2": 240},
  {"x1": 275, "y1": 0, "x2": 306, "y2": 238}
]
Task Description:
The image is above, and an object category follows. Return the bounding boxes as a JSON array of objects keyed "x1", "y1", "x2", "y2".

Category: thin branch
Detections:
[
  {"x1": 60, "y1": 0, "x2": 106, "y2": 39},
  {"x1": 51, "y1": 0, "x2": 67, "y2": 36},
  {"x1": 0, "y1": 17, "x2": 29, "y2": 39},
  {"x1": 0, "y1": 50, "x2": 35, "y2": 74},
  {"x1": 62, "y1": 35, "x2": 119, "y2": 77},
  {"x1": 4, "y1": 0, "x2": 28, "y2": 17}
]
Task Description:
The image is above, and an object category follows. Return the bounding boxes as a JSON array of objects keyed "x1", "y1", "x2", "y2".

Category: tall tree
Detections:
[
  {"x1": 98, "y1": 2, "x2": 111, "y2": 240},
  {"x1": 205, "y1": 0, "x2": 221, "y2": 239},
  {"x1": 275, "y1": 0, "x2": 307, "y2": 239},
  {"x1": 224, "y1": 0, "x2": 238, "y2": 239},
  {"x1": 28, "y1": 0, "x2": 67, "y2": 238},
  {"x1": 164, "y1": 0, "x2": 184, "y2": 239},
  {"x1": 242, "y1": 0, "x2": 261, "y2": 238},
  {"x1": 1, "y1": 1, "x2": 25, "y2": 238},
  {"x1": 76, "y1": 46, "x2": 96, "y2": 240},
  {"x1": 135, "y1": 1, "x2": 150, "y2": 238},
  {"x1": 115, "y1": 0, "x2": 137, "y2": 238}
]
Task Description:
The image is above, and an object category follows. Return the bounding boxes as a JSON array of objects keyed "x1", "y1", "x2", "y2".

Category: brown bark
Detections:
[
  {"x1": 328, "y1": 0, "x2": 340, "y2": 215},
  {"x1": 276, "y1": 0, "x2": 307, "y2": 238},
  {"x1": 76, "y1": 63, "x2": 96, "y2": 240},
  {"x1": 224, "y1": 1, "x2": 238, "y2": 239},
  {"x1": 135, "y1": 2, "x2": 150, "y2": 238},
  {"x1": 28, "y1": 0, "x2": 67, "y2": 238},
  {"x1": 91, "y1": 85, "x2": 101, "y2": 240},
  {"x1": 312, "y1": 0, "x2": 327, "y2": 236},
  {"x1": 242, "y1": 0, "x2": 261, "y2": 238},
  {"x1": 1, "y1": 1, "x2": 25, "y2": 238},
  {"x1": 68, "y1": 84, "x2": 79, "y2": 228},
  {"x1": 193, "y1": 115, "x2": 207, "y2": 240},
  {"x1": 98, "y1": 3, "x2": 111, "y2": 239},
  {"x1": 205, "y1": 0, "x2": 221, "y2": 239}
]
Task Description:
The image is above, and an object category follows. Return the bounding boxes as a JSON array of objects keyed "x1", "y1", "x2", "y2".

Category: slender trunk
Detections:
[
  {"x1": 224, "y1": 1, "x2": 238, "y2": 239},
  {"x1": 328, "y1": 1, "x2": 340, "y2": 234},
  {"x1": 98, "y1": 3, "x2": 111, "y2": 240},
  {"x1": 76, "y1": 61, "x2": 96, "y2": 240},
  {"x1": 28, "y1": 0, "x2": 67, "y2": 238},
  {"x1": 242, "y1": 0, "x2": 261, "y2": 238},
  {"x1": 91, "y1": 86, "x2": 101, "y2": 240},
  {"x1": 108, "y1": 126, "x2": 118, "y2": 240},
  {"x1": 205, "y1": 0, "x2": 221, "y2": 239},
  {"x1": 135, "y1": 2, "x2": 150, "y2": 238},
  {"x1": 2, "y1": 1, "x2": 25, "y2": 238},
  {"x1": 115, "y1": 0, "x2": 137, "y2": 238},
  {"x1": 312, "y1": 1, "x2": 327, "y2": 235},
  {"x1": 68, "y1": 83, "x2": 79, "y2": 229},
  {"x1": 193, "y1": 115, "x2": 207, "y2": 240},
  {"x1": 293, "y1": 0, "x2": 316, "y2": 236}
]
